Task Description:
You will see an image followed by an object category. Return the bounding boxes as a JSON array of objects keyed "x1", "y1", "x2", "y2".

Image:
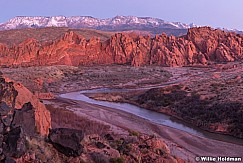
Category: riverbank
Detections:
[
  {"x1": 45, "y1": 97, "x2": 190, "y2": 162},
  {"x1": 45, "y1": 97, "x2": 243, "y2": 162},
  {"x1": 62, "y1": 89, "x2": 243, "y2": 145},
  {"x1": 85, "y1": 87, "x2": 243, "y2": 139}
]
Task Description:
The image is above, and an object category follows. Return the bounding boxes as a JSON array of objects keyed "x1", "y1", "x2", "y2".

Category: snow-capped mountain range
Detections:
[
  {"x1": 0, "y1": 16, "x2": 242, "y2": 35},
  {"x1": 0, "y1": 16, "x2": 196, "y2": 33}
]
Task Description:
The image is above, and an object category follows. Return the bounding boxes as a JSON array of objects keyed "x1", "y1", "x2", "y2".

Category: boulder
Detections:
[{"x1": 48, "y1": 128, "x2": 84, "y2": 157}]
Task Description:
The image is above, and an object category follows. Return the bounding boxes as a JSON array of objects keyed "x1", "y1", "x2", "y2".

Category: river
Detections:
[{"x1": 60, "y1": 88, "x2": 243, "y2": 145}]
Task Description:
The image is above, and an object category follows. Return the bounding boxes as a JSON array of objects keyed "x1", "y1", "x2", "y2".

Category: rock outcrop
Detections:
[
  {"x1": 0, "y1": 27, "x2": 242, "y2": 67},
  {"x1": 4, "y1": 77, "x2": 51, "y2": 136},
  {"x1": 48, "y1": 128, "x2": 84, "y2": 157},
  {"x1": 0, "y1": 73, "x2": 51, "y2": 161}
]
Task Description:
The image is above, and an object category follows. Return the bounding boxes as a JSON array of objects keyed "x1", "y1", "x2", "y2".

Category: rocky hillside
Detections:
[{"x1": 0, "y1": 27, "x2": 242, "y2": 67}]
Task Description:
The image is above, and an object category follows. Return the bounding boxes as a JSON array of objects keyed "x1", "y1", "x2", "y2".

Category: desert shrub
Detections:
[
  {"x1": 135, "y1": 86, "x2": 243, "y2": 138},
  {"x1": 128, "y1": 130, "x2": 140, "y2": 137},
  {"x1": 110, "y1": 157, "x2": 125, "y2": 163},
  {"x1": 136, "y1": 86, "x2": 187, "y2": 108}
]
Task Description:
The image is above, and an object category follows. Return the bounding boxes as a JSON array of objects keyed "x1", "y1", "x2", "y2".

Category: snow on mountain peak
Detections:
[
  {"x1": 0, "y1": 15, "x2": 196, "y2": 31},
  {"x1": 46, "y1": 16, "x2": 68, "y2": 27}
]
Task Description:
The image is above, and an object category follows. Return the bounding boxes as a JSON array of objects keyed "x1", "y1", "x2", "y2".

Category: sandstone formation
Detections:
[
  {"x1": 0, "y1": 73, "x2": 51, "y2": 161},
  {"x1": 0, "y1": 27, "x2": 242, "y2": 67},
  {"x1": 33, "y1": 92, "x2": 55, "y2": 100},
  {"x1": 4, "y1": 77, "x2": 51, "y2": 136}
]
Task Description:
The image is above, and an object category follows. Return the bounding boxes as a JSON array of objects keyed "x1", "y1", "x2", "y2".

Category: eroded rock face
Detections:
[
  {"x1": 11, "y1": 102, "x2": 36, "y2": 136},
  {"x1": 4, "y1": 77, "x2": 51, "y2": 136},
  {"x1": 48, "y1": 128, "x2": 84, "y2": 157},
  {"x1": 0, "y1": 27, "x2": 242, "y2": 67},
  {"x1": 0, "y1": 74, "x2": 51, "y2": 161}
]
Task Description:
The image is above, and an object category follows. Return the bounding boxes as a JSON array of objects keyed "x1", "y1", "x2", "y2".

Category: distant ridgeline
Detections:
[
  {"x1": 0, "y1": 16, "x2": 195, "y2": 36},
  {"x1": 0, "y1": 26, "x2": 242, "y2": 67}
]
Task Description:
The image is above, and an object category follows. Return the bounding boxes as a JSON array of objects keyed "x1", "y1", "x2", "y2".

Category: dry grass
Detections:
[
  {"x1": 26, "y1": 136, "x2": 65, "y2": 163},
  {"x1": 46, "y1": 104, "x2": 110, "y2": 135}
]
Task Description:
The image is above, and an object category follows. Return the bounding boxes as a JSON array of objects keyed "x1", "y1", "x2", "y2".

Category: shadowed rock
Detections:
[
  {"x1": 2, "y1": 127, "x2": 26, "y2": 158},
  {"x1": 96, "y1": 142, "x2": 106, "y2": 149},
  {"x1": 11, "y1": 102, "x2": 35, "y2": 136},
  {"x1": 48, "y1": 128, "x2": 84, "y2": 157}
]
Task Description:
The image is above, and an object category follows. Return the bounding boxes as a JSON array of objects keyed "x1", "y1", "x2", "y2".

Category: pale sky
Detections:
[{"x1": 1, "y1": 0, "x2": 242, "y2": 30}]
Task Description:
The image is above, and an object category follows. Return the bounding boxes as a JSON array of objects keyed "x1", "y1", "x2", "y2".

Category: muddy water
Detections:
[{"x1": 60, "y1": 88, "x2": 243, "y2": 145}]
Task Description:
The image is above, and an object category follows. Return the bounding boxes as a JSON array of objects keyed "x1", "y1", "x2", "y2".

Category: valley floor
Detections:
[{"x1": 1, "y1": 61, "x2": 243, "y2": 162}]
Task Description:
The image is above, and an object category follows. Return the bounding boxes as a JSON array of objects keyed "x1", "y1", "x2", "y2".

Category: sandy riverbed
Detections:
[{"x1": 46, "y1": 97, "x2": 243, "y2": 162}]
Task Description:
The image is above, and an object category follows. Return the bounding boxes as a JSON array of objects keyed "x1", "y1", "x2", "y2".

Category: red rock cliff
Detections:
[
  {"x1": 2, "y1": 76, "x2": 51, "y2": 136},
  {"x1": 0, "y1": 27, "x2": 242, "y2": 67}
]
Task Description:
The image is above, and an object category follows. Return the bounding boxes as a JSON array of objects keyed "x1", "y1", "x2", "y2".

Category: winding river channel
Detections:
[{"x1": 60, "y1": 88, "x2": 243, "y2": 145}]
